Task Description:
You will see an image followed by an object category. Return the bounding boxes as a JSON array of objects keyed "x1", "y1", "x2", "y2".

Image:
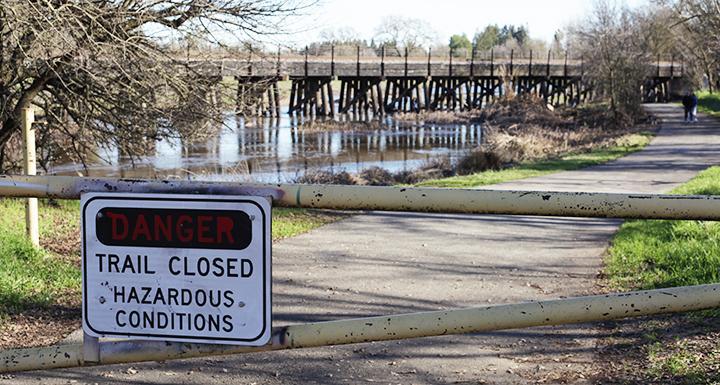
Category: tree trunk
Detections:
[
  {"x1": 707, "y1": 69, "x2": 714, "y2": 94},
  {"x1": 0, "y1": 74, "x2": 51, "y2": 148}
]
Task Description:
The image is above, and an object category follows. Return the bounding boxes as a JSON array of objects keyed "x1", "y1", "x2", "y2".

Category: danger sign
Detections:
[{"x1": 81, "y1": 193, "x2": 271, "y2": 345}]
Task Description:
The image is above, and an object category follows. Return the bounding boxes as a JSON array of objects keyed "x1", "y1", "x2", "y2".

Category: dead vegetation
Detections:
[
  {"x1": 469, "y1": 96, "x2": 653, "y2": 169},
  {"x1": 593, "y1": 315, "x2": 720, "y2": 384},
  {"x1": 296, "y1": 158, "x2": 456, "y2": 186},
  {"x1": 293, "y1": 118, "x2": 385, "y2": 132},
  {"x1": 295, "y1": 95, "x2": 656, "y2": 185},
  {"x1": 0, "y1": 302, "x2": 80, "y2": 350},
  {"x1": 392, "y1": 110, "x2": 481, "y2": 125}
]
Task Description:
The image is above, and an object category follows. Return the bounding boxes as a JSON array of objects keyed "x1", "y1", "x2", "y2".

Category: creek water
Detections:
[{"x1": 48, "y1": 113, "x2": 483, "y2": 183}]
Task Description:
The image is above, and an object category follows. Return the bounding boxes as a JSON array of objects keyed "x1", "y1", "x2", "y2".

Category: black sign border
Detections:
[{"x1": 82, "y1": 195, "x2": 270, "y2": 344}]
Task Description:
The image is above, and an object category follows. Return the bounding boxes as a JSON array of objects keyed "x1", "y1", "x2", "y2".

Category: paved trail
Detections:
[{"x1": 9, "y1": 104, "x2": 720, "y2": 384}]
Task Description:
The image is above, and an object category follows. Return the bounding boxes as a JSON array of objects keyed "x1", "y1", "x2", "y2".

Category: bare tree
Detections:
[
  {"x1": 569, "y1": 1, "x2": 654, "y2": 124},
  {"x1": 373, "y1": 16, "x2": 437, "y2": 56},
  {"x1": 319, "y1": 27, "x2": 362, "y2": 45},
  {"x1": 667, "y1": 0, "x2": 720, "y2": 92},
  {"x1": 0, "y1": 0, "x2": 310, "y2": 171}
]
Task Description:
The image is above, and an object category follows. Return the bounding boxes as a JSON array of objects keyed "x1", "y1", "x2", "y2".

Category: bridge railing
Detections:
[
  {"x1": 184, "y1": 47, "x2": 683, "y2": 78},
  {"x1": 0, "y1": 175, "x2": 718, "y2": 373}
]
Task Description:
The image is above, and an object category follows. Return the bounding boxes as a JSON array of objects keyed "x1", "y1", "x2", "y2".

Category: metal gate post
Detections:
[{"x1": 82, "y1": 333, "x2": 99, "y2": 363}]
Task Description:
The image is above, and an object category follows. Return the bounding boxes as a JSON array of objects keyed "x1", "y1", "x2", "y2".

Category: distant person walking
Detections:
[{"x1": 682, "y1": 91, "x2": 699, "y2": 123}]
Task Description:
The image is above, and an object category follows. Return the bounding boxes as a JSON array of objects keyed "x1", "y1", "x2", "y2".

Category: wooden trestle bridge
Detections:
[{"x1": 193, "y1": 49, "x2": 683, "y2": 117}]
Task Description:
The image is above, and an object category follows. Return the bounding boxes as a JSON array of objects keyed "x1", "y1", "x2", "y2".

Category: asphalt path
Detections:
[{"x1": 8, "y1": 104, "x2": 720, "y2": 384}]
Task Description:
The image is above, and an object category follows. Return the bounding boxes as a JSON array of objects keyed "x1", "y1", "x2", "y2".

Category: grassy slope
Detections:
[
  {"x1": 417, "y1": 133, "x2": 652, "y2": 188},
  {"x1": 606, "y1": 167, "x2": 720, "y2": 291},
  {"x1": 0, "y1": 199, "x2": 338, "y2": 315},
  {"x1": 697, "y1": 91, "x2": 720, "y2": 118}
]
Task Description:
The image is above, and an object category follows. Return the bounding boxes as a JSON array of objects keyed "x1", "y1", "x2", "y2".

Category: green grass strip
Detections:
[
  {"x1": 0, "y1": 199, "x2": 80, "y2": 313},
  {"x1": 697, "y1": 91, "x2": 720, "y2": 118},
  {"x1": 606, "y1": 166, "x2": 720, "y2": 291}
]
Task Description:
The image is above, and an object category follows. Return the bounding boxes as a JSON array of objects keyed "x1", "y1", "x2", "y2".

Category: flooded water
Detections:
[{"x1": 49, "y1": 114, "x2": 483, "y2": 183}]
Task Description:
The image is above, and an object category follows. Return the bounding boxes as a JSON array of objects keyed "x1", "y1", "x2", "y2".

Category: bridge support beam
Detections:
[
  {"x1": 235, "y1": 76, "x2": 281, "y2": 117},
  {"x1": 288, "y1": 77, "x2": 334, "y2": 117},
  {"x1": 337, "y1": 77, "x2": 382, "y2": 118}
]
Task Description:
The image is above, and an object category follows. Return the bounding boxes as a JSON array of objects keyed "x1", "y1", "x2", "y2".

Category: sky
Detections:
[{"x1": 279, "y1": 0, "x2": 650, "y2": 47}]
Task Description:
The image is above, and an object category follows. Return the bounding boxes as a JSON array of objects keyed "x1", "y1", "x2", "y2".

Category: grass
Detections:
[
  {"x1": 606, "y1": 166, "x2": 720, "y2": 291},
  {"x1": 0, "y1": 199, "x2": 339, "y2": 315},
  {"x1": 697, "y1": 91, "x2": 720, "y2": 118},
  {"x1": 416, "y1": 132, "x2": 653, "y2": 188},
  {"x1": 645, "y1": 340, "x2": 719, "y2": 384},
  {"x1": 604, "y1": 166, "x2": 720, "y2": 384},
  {"x1": 272, "y1": 207, "x2": 343, "y2": 239},
  {"x1": 0, "y1": 200, "x2": 80, "y2": 313}
]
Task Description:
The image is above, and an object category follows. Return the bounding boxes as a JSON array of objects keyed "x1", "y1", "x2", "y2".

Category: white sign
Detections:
[{"x1": 81, "y1": 193, "x2": 271, "y2": 345}]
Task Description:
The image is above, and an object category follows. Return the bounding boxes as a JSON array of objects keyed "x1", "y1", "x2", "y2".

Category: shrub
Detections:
[
  {"x1": 359, "y1": 167, "x2": 394, "y2": 186},
  {"x1": 296, "y1": 170, "x2": 358, "y2": 185},
  {"x1": 455, "y1": 149, "x2": 504, "y2": 175}
]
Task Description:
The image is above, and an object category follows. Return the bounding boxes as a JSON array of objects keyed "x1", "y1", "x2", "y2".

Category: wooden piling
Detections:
[{"x1": 22, "y1": 107, "x2": 38, "y2": 247}]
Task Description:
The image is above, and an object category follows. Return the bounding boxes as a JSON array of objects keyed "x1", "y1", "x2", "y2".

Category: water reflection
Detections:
[{"x1": 49, "y1": 114, "x2": 483, "y2": 183}]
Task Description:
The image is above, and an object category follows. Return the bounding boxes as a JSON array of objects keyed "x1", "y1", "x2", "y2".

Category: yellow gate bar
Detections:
[
  {"x1": 1, "y1": 175, "x2": 720, "y2": 220},
  {"x1": 1, "y1": 282, "x2": 719, "y2": 373}
]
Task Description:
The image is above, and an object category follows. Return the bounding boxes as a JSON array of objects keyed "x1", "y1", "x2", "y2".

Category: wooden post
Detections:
[
  {"x1": 470, "y1": 45, "x2": 475, "y2": 78},
  {"x1": 320, "y1": 81, "x2": 328, "y2": 115},
  {"x1": 404, "y1": 46, "x2": 408, "y2": 77},
  {"x1": 276, "y1": 48, "x2": 281, "y2": 77},
  {"x1": 544, "y1": 50, "x2": 551, "y2": 102},
  {"x1": 266, "y1": 87, "x2": 275, "y2": 117},
  {"x1": 546, "y1": 49, "x2": 551, "y2": 77},
  {"x1": 288, "y1": 80, "x2": 297, "y2": 114},
  {"x1": 304, "y1": 46, "x2": 308, "y2": 77},
  {"x1": 273, "y1": 82, "x2": 281, "y2": 117},
  {"x1": 381, "y1": 46, "x2": 385, "y2": 78},
  {"x1": 528, "y1": 49, "x2": 533, "y2": 77},
  {"x1": 376, "y1": 82, "x2": 384, "y2": 115},
  {"x1": 22, "y1": 107, "x2": 39, "y2": 247},
  {"x1": 328, "y1": 81, "x2": 335, "y2": 116},
  {"x1": 490, "y1": 48, "x2": 494, "y2": 77},
  {"x1": 427, "y1": 47, "x2": 432, "y2": 77},
  {"x1": 237, "y1": 78, "x2": 247, "y2": 115},
  {"x1": 339, "y1": 80, "x2": 346, "y2": 112},
  {"x1": 330, "y1": 45, "x2": 335, "y2": 78}
]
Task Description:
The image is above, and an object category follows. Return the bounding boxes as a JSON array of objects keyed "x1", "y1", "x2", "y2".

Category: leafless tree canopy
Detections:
[
  {"x1": 373, "y1": 16, "x2": 437, "y2": 56},
  {"x1": 0, "y1": 0, "x2": 309, "y2": 171},
  {"x1": 666, "y1": 0, "x2": 720, "y2": 92},
  {"x1": 569, "y1": 1, "x2": 668, "y2": 123}
]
